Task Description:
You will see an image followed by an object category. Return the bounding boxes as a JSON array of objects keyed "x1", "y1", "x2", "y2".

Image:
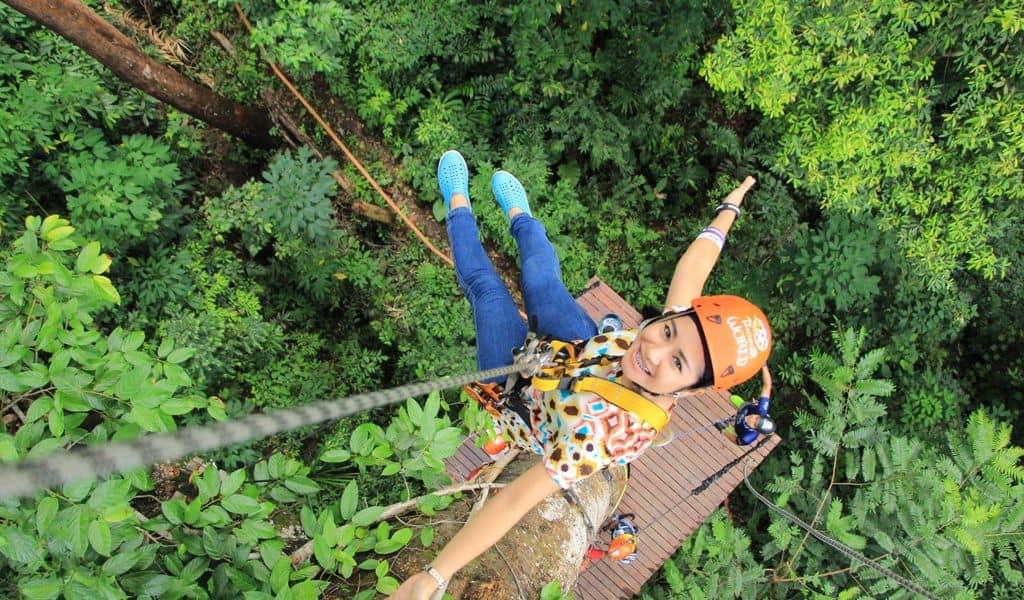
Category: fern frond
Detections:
[{"x1": 855, "y1": 347, "x2": 887, "y2": 379}]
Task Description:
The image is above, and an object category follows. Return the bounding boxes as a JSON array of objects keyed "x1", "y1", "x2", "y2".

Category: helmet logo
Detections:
[
  {"x1": 727, "y1": 315, "x2": 769, "y2": 367},
  {"x1": 719, "y1": 365, "x2": 735, "y2": 378},
  {"x1": 706, "y1": 314, "x2": 722, "y2": 324}
]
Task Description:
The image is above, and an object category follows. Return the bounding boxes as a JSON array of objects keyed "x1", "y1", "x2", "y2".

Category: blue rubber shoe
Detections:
[
  {"x1": 437, "y1": 150, "x2": 470, "y2": 212},
  {"x1": 491, "y1": 170, "x2": 532, "y2": 220}
]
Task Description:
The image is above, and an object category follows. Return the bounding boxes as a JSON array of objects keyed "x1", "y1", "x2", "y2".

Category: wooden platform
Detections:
[{"x1": 444, "y1": 278, "x2": 780, "y2": 599}]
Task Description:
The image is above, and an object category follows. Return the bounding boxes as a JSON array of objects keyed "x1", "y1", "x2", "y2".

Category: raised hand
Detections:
[
  {"x1": 724, "y1": 176, "x2": 757, "y2": 207},
  {"x1": 759, "y1": 365, "x2": 772, "y2": 398}
]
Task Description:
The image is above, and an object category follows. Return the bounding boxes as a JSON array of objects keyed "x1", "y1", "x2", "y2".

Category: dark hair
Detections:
[{"x1": 688, "y1": 312, "x2": 714, "y2": 389}]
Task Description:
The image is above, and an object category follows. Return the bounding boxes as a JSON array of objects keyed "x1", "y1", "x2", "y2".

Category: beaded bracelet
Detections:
[{"x1": 716, "y1": 202, "x2": 741, "y2": 218}]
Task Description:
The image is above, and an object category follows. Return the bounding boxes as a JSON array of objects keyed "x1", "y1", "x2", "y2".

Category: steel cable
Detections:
[
  {"x1": 741, "y1": 460, "x2": 940, "y2": 600},
  {"x1": 0, "y1": 362, "x2": 532, "y2": 500}
]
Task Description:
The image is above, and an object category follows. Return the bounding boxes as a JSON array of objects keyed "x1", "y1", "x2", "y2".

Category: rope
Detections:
[
  {"x1": 741, "y1": 460, "x2": 940, "y2": 600},
  {"x1": 0, "y1": 362, "x2": 533, "y2": 500},
  {"x1": 232, "y1": 3, "x2": 453, "y2": 268}
]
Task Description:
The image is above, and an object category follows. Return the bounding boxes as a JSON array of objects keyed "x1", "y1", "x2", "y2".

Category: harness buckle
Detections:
[{"x1": 512, "y1": 332, "x2": 554, "y2": 377}]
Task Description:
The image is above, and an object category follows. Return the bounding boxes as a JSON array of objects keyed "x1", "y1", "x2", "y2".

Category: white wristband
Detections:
[
  {"x1": 697, "y1": 227, "x2": 725, "y2": 250},
  {"x1": 425, "y1": 565, "x2": 448, "y2": 593}
]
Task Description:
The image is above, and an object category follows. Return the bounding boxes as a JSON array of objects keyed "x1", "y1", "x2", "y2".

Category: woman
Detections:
[{"x1": 391, "y1": 151, "x2": 770, "y2": 599}]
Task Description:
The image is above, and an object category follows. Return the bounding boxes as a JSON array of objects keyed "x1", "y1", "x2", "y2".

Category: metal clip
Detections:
[{"x1": 511, "y1": 332, "x2": 553, "y2": 377}]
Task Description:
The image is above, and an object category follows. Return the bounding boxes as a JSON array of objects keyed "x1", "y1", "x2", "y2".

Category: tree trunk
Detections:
[
  {"x1": 4, "y1": 0, "x2": 277, "y2": 148},
  {"x1": 389, "y1": 455, "x2": 628, "y2": 599}
]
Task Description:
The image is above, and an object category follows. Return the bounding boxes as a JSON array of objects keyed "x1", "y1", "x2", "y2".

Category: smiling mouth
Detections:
[{"x1": 633, "y1": 346, "x2": 652, "y2": 377}]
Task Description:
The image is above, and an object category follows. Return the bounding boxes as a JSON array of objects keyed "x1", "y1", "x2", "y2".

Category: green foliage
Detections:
[
  {"x1": 540, "y1": 579, "x2": 574, "y2": 600},
  {"x1": 758, "y1": 327, "x2": 1024, "y2": 598},
  {"x1": 258, "y1": 147, "x2": 339, "y2": 247},
  {"x1": 53, "y1": 134, "x2": 187, "y2": 255},
  {"x1": 702, "y1": 0, "x2": 1024, "y2": 285},
  {"x1": 319, "y1": 393, "x2": 461, "y2": 490},
  {"x1": 1, "y1": 216, "x2": 206, "y2": 440},
  {"x1": 640, "y1": 509, "x2": 764, "y2": 599}
]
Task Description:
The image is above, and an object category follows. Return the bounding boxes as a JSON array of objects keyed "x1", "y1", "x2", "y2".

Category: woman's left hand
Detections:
[
  {"x1": 388, "y1": 572, "x2": 440, "y2": 600},
  {"x1": 724, "y1": 176, "x2": 757, "y2": 207},
  {"x1": 759, "y1": 365, "x2": 772, "y2": 398}
]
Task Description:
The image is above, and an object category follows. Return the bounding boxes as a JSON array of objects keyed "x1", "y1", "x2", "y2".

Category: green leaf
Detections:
[
  {"x1": 18, "y1": 577, "x2": 62, "y2": 600},
  {"x1": 91, "y1": 275, "x2": 121, "y2": 304},
  {"x1": 36, "y1": 496, "x2": 59, "y2": 535},
  {"x1": 44, "y1": 225, "x2": 74, "y2": 242},
  {"x1": 62, "y1": 479, "x2": 94, "y2": 503},
  {"x1": 0, "y1": 435, "x2": 18, "y2": 462},
  {"x1": 391, "y1": 527, "x2": 413, "y2": 547},
  {"x1": 129, "y1": 405, "x2": 165, "y2": 432},
  {"x1": 270, "y1": 557, "x2": 291, "y2": 594},
  {"x1": 101, "y1": 504, "x2": 135, "y2": 523},
  {"x1": 0, "y1": 525, "x2": 43, "y2": 564},
  {"x1": 337, "y1": 523, "x2": 355, "y2": 548},
  {"x1": 157, "y1": 336, "x2": 174, "y2": 359},
  {"x1": 222, "y1": 469, "x2": 246, "y2": 497},
  {"x1": 47, "y1": 408, "x2": 64, "y2": 437},
  {"x1": 91, "y1": 254, "x2": 112, "y2": 274},
  {"x1": 339, "y1": 480, "x2": 358, "y2": 521},
  {"x1": 432, "y1": 199, "x2": 446, "y2": 222},
  {"x1": 75, "y1": 242, "x2": 100, "y2": 273},
  {"x1": 406, "y1": 398, "x2": 423, "y2": 422},
  {"x1": 88, "y1": 520, "x2": 112, "y2": 556},
  {"x1": 102, "y1": 549, "x2": 141, "y2": 576},
  {"x1": 376, "y1": 576, "x2": 399, "y2": 595},
  {"x1": 195, "y1": 465, "x2": 220, "y2": 502},
  {"x1": 540, "y1": 580, "x2": 562, "y2": 600},
  {"x1": 420, "y1": 526, "x2": 434, "y2": 548},
  {"x1": 222, "y1": 494, "x2": 262, "y2": 515},
  {"x1": 300, "y1": 505, "x2": 317, "y2": 538},
  {"x1": 381, "y1": 461, "x2": 401, "y2": 476},
  {"x1": 319, "y1": 448, "x2": 351, "y2": 463},
  {"x1": 312, "y1": 536, "x2": 335, "y2": 570},
  {"x1": 373, "y1": 539, "x2": 404, "y2": 554},
  {"x1": 166, "y1": 348, "x2": 196, "y2": 364},
  {"x1": 284, "y1": 476, "x2": 320, "y2": 495},
  {"x1": 160, "y1": 397, "x2": 194, "y2": 415},
  {"x1": 375, "y1": 559, "x2": 389, "y2": 578}
]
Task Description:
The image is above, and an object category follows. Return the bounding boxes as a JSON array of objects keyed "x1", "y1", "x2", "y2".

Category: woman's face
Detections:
[{"x1": 621, "y1": 315, "x2": 707, "y2": 395}]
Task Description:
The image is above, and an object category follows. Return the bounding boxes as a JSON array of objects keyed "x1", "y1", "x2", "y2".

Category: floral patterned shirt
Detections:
[{"x1": 492, "y1": 329, "x2": 659, "y2": 489}]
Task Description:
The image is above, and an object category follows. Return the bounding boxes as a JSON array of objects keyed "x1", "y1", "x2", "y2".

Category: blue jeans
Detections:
[{"x1": 447, "y1": 207, "x2": 597, "y2": 382}]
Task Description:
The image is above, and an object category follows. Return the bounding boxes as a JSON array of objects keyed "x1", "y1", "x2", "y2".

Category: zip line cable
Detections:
[
  {"x1": 0, "y1": 362, "x2": 534, "y2": 500},
  {"x1": 741, "y1": 459, "x2": 941, "y2": 600}
]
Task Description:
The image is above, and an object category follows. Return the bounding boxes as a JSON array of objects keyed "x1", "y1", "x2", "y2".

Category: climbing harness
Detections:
[
  {"x1": 0, "y1": 361, "x2": 540, "y2": 500},
  {"x1": 742, "y1": 460, "x2": 941, "y2": 600},
  {"x1": 507, "y1": 331, "x2": 671, "y2": 431}
]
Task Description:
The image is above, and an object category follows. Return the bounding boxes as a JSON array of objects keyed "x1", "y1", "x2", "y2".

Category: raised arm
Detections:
[
  {"x1": 664, "y1": 176, "x2": 757, "y2": 310},
  {"x1": 389, "y1": 461, "x2": 560, "y2": 599}
]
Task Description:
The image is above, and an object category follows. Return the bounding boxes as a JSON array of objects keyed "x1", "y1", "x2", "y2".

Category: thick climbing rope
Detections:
[
  {"x1": 741, "y1": 460, "x2": 941, "y2": 600},
  {"x1": 0, "y1": 362, "x2": 533, "y2": 500}
]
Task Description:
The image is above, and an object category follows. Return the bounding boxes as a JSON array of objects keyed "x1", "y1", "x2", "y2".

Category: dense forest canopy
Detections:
[{"x1": 1, "y1": 0, "x2": 1021, "y2": 598}]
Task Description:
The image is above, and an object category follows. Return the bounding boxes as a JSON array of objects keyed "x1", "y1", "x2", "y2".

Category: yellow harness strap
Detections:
[
  {"x1": 523, "y1": 337, "x2": 668, "y2": 431},
  {"x1": 573, "y1": 377, "x2": 670, "y2": 431}
]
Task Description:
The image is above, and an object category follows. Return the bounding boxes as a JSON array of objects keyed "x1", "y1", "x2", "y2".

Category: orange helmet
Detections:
[{"x1": 690, "y1": 295, "x2": 772, "y2": 390}]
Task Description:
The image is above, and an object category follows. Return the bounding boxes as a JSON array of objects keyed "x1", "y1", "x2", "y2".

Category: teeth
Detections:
[{"x1": 634, "y1": 350, "x2": 650, "y2": 376}]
